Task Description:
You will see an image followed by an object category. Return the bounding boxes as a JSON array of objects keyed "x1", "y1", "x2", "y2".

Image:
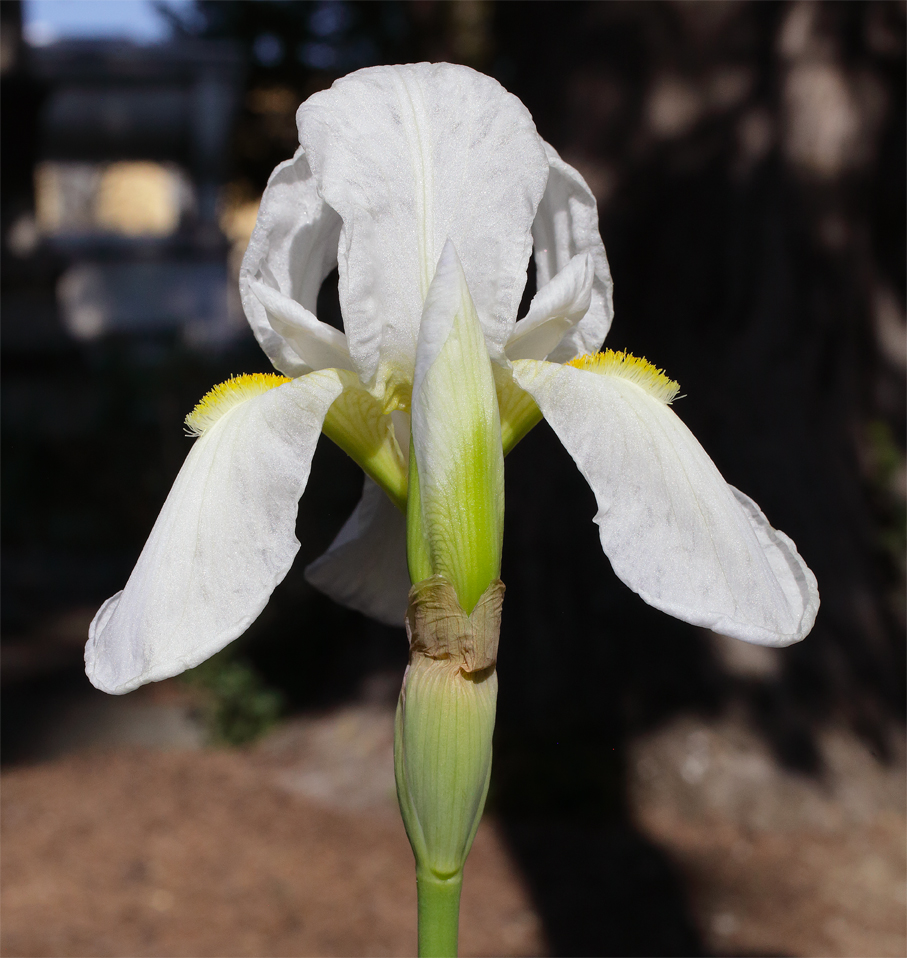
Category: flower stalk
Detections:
[
  {"x1": 415, "y1": 870, "x2": 462, "y2": 958},
  {"x1": 396, "y1": 239, "x2": 507, "y2": 954},
  {"x1": 394, "y1": 576, "x2": 503, "y2": 957}
]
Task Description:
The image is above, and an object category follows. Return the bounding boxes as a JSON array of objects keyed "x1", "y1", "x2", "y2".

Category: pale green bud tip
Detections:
[
  {"x1": 394, "y1": 575, "x2": 504, "y2": 880},
  {"x1": 409, "y1": 240, "x2": 505, "y2": 613}
]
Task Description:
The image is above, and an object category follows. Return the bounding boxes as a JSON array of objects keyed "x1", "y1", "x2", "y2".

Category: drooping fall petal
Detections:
[
  {"x1": 512, "y1": 357, "x2": 819, "y2": 646},
  {"x1": 86, "y1": 371, "x2": 345, "y2": 694}
]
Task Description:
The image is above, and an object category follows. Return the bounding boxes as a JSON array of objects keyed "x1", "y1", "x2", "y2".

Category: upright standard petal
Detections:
[
  {"x1": 86, "y1": 371, "x2": 345, "y2": 694},
  {"x1": 409, "y1": 241, "x2": 505, "y2": 613},
  {"x1": 240, "y1": 147, "x2": 344, "y2": 377},
  {"x1": 531, "y1": 144, "x2": 614, "y2": 362},
  {"x1": 305, "y1": 477, "x2": 410, "y2": 626},
  {"x1": 513, "y1": 357, "x2": 819, "y2": 646},
  {"x1": 297, "y1": 63, "x2": 549, "y2": 392}
]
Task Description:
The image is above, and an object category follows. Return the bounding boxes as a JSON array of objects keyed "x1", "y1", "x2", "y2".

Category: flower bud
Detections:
[
  {"x1": 406, "y1": 239, "x2": 505, "y2": 613},
  {"x1": 394, "y1": 576, "x2": 503, "y2": 880}
]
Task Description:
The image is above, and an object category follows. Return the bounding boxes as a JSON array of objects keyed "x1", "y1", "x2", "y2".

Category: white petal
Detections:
[
  {"x1": 240, "y1": 147, "x2": 343, "y2": 377},
  {"x1": 532, "y1": 144, "x2": 614, "y2": 362},
  {"x1": 305, "y1": 477, "x2": 409, "y2": 626},
  {"x1": 505, "y1": 252, "x2": 594, "y2": 361},
  {"x1": 85, "y1": 370, "x2": 345, "y2": 694},
  {"x1": 513, "y1": 360, "x2": 819, "y2": 646},
  {"x1": 250, "y1": 280, "x2": 354, "y2": 373},
  {"x1": 297, "y1": 63, "x2": 549, "y2": 390}
]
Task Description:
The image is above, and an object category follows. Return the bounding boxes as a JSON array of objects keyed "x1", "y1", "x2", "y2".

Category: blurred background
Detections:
[{"x1": 2, "y1": 1, "x2": 904, "y2": 956}]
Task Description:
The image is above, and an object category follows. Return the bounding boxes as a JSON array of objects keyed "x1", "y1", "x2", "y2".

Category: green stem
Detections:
[{"x1": 416, "y1": 868, "x2": 462, "y2": 957}]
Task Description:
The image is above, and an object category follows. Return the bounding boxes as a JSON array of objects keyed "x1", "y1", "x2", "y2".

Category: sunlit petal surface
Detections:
[
  {"x1": 86, "y1": 371, "x2": 345, "y2": 693},
  {"x1": 240, "y1": 148, "x2": 343, "y2": 377},
  {"x1": 514, "y1": 358, "x2": 818, "y2": 645},
  {"x1": 297, "y1": 63, "x2": 548, "y2": 391},
  {"x1": 532, "y1": 144, "x2": 614, "y2": 363}
]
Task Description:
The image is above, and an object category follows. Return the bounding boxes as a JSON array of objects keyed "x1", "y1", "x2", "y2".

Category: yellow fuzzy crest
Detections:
[
  {"x1": 185, "y1": 373, "x2": 291, "y2": 436},
  {"x1": 567, "y1": 349, "x2": 680, "y2": 404}
]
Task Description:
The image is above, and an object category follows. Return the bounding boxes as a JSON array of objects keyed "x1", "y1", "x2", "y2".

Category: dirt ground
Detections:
[
  {"x1": 2, "y1": 687, "x2": 905, "y2": 957},
  {"x1": 626, "y1": 713, "x2": 906, "y2": 958},
  {"x1": 1, "y1": 748, "x2": 545, "y2": 958}
]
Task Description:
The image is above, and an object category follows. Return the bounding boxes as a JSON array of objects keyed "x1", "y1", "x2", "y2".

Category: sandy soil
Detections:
[
  {"x1": 1, "y1": 747, "x2": 543, "y2": 958},
  {"x1": 627, "y1": 714, "x2": 907, "y2": 958}
]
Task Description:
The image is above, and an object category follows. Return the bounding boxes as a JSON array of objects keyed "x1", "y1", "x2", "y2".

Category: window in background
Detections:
[{"x1": 35, "y1": 161, "x2": 195, "y2": 238}]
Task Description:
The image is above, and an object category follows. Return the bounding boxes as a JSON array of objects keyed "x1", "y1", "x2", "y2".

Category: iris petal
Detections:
[
  {"x1": 297, "y1": 63, "x2": 549, "y2": 391},
  {"x1": 513, "y1": 358, "x2": 819, "y2": 646},
  {"x1": 532, "y1": 144, "x2": 614, "y2": 363},
  {"x1": 305, "y1": 478, "x2": 410, "y2": 626},
  {"x1": 86, "y1": 371, "x2": 345, "y2": 693}
]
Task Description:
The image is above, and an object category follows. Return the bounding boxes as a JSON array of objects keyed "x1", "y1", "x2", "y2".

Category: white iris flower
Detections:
[{"x1": 86, "y1": 63, "x2": 818, "y2": 696}]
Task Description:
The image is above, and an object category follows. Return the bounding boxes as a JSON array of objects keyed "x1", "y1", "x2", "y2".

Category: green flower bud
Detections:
[
  {"x1": 394, "y1": 576, "x2": 503, "y2": 882},
  {"x1": 406, "y1": 240, "x2": 505, "y2": 613}
]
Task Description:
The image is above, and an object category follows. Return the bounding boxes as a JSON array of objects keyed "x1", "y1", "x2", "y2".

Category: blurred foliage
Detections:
[
  {"x1": 182, "y1": 648, "x2": 284, "y2": 746},
  {"x1": 866, "y1": 419, "x2": 907, "y2": 578}
]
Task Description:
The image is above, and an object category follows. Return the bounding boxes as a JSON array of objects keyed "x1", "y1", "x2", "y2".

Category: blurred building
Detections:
[
  {"x1": 1, "y1": 1, "x2": 248, "y2": 685},
  {"x1": 5, "y1": 13, "x2": 245, "y2": 348}
]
